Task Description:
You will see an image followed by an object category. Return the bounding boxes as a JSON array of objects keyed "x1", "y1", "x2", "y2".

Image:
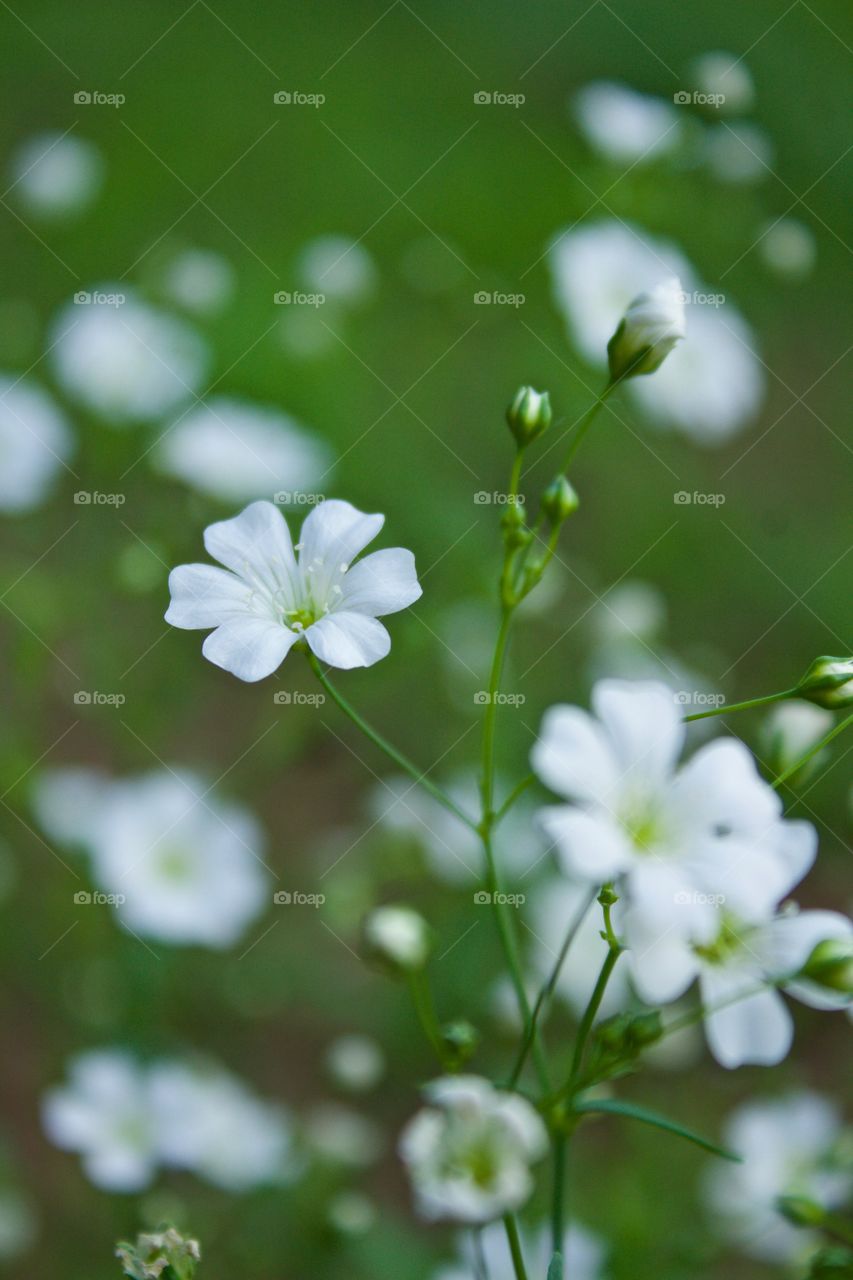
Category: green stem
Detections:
[
  {"x1": 307, "y1": 653, "x2": 477, "y2": 830},
  {"x1": 551, "y1": 1136, "x2": 566, "y2": 1255},
  {"x1": 559, "y1": 896, "x2": 623, "y2": 1101},
  {"x1": 772, "y1": 710, "x2": 853, "y2": 789},
  {"x1": 682, "y1": 688, "x2": 797, "y2": 722},
  {"x1": 493, "y1": 773, "x2": 536, "y2": 826},
  {"x1": 407, "y1": 969, "x2": 450, "y2": 1069},
  {"x1": 503, "y1": 1215, "x2": 529, "y2": 1280},
  {"x1": 557, "y1": 383, "x2": 613, "y2": 475}
]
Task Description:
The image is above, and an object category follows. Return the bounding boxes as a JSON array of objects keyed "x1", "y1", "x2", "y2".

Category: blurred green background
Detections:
[{"x1": 1, "y1": 0, "x2": 851, "y2": 1276}]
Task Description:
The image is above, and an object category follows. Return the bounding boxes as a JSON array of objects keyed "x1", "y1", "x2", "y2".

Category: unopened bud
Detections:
[
  {"x1": 607, "y1": 277, "x2": 685, "y2": 383},
  {"x1": 801, "y1": 937, "x2": 853, "y2": 995},
  {"x1": 506, "y1": 386, "x2": 552, "y2": 446},
  {"x1": 441, "y1": 1019, "x2": 480, "y2": 1067},
  {"x1": 501, "y1": 501, "x2": 531, "y2": 550},
  {"x1": 541, "y1": 476, "x2": 579, "y2": 524},
  {"x1": 796, "y1": 656, "x2": 853, "y2": 709}
]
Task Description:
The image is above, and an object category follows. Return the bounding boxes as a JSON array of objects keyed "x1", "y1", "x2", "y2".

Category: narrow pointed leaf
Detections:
[{"x1": 573, "y1": 1097, "x2": 741, "y2": 1161}]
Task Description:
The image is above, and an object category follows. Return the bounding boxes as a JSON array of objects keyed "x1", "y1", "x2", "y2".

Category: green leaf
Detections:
[
  {"x1": 547, "y1": 1254, "x2": 563, "y2": 1280},
  {"x1": 573, "y1": 1096, "x2": 741, "y2": 1161}
]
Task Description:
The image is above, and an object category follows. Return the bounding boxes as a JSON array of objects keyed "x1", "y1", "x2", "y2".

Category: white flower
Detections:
[
  {"x1": 549, "y1": 219, "x2": 765, "y2": 442},
  {"x1": 607, "y1": 277, "x2": 686, "y2": 382},
  {"x1": 163, "y1": 248, "x2": 235, "y2": 315},
  {"x1": 573, "y1": 81, "x2": 681, "y2": 164},
  {"x1": 759, "y1": 218, "x2": 817, "y2": 279},
  {"x1": 149, "y1": 1061, "x2": 294, "y2": 1191},
  {"x1": 50, "y1": 287, "x2": 209, "y2": 424},
  {"x1": 9, "y1": 132, "x2": 104, "y2": 218},
  {"x1": 435, "y1": 1219, "x2": 606, "y2": 1280},
  {"x1": 689, "y1": 51, "x2": 755, "y2": 115},
  {"x1": 400, "y1": 1076, "x2": 548, "y2": 1223},
  {"x1": 364, "y1": 904, "x2": 431, "y2": 970},
  {"x1": 762, "y1": 700, "x2": 834, "y2": 779},
  {"x1": 155, "y1": 396, "x2": 333, "y2": 503},
  {"x1": 705, "y1": 1093, "x2": 852, "y2": 1262},
  {"x1": 296, "y1": 235, "x2": 377, "y2": 304},
  {"x1": 42, "y1": 1051, "x2": 157, "y2": 1192},
  {"x1": 0, "y1": 377, "x2": 74, "y2": 513},
  {"x1": 532, "y1": 680, "x2": 817, "y2": 948},
  {"x1": 305, "y1": 1103, "x2": 383, "y2": 1168},
  {"x1": 704, "y1": 122, "x2": 774, "y2": 185},
  {"x1": 166, "y1": 498, "x2": 422, "y2": 680},
  {"x1": 627, "y1": 902, "x2": 852, "y2": 1067},
  {"x1": 325, "y1": 1034, "x2": 385, "y2": 1092}
]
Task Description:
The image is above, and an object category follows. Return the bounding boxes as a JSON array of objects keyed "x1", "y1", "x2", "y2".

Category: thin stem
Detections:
[
  {"x1": 682, "y1": 688, "x2": 797, "y2": 722},
  {"x1": 503, "y1": 1215, "x2": 529, "y2": 1280},
  {"x1": 772, "y1": 710, "x2": 853, "y2": 789},
  {"x1": 557, "y1": 383, "x2": 613, "y2": 475},
  {"x1": 557, "y1": 896, "x2": 623, "y2": 1102},
  {"x1": 551, "y1": 1136, "x2": 566, "y2": 1255},
  {"x1": 494, "y1": 773, "x2": 536, "y2": 826},
  {"x1": 307, "y1": 653, "x2": 477, "y2": 830},
  {"x1": 508, "y1": 448, "x2": 524, "y2": 500},
  {"x1": 407, "y1": 969, "x2": 451, "y2": 1069}
]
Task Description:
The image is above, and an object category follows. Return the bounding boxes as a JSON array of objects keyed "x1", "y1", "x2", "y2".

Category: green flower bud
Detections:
[
  {"x1": 796, "y1": 656, "x2": 853, "y2": 709},
  {"x1": 607, "y1": 278, "x2": 686, "y2": 383},
  {"x1": 626, "y1": 1010, "x2": 663, "y2": 1048},
  {"x1": 801, "y1": 937, "x2": 853, "y2": 995},
  {"x1": 441, "y1": 1019, "x2": 480, "y2": 1067},
  {"x1": 501, "y1": 501, "x2": 532, "y2": 550},
  {"x1": 116, "y1": 1227, "x2": 201, "y2": 1280},
  {"x1": 506, "y1": 386, "x2": 552, "y2": 446},
  {"x1": 541, "y1": 476, "x2": 579, "y2": 525},
  {"x1": 777, "y1": 1195, "x2": 826, "y2": 1227},
  {"x1": 597, "y1": 886, "x2": 618, "y2": 908}
]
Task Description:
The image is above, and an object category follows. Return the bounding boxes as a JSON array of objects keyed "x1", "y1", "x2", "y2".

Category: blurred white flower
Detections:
[
  {"x1": 50, "y1": 287, "x2": 209, "y2": 424},
  {"x1": 573, "y1": 81, "x2": 681, "y2": 163},
  {"x1": 704, "y1": 122, "x2": 774, "y2": 185},
  {"x1": 9, "y1": 132, "x2": 104, "y2": 218},
  {"x1": 167, "y1": 498, "x2": 422, "y2": 680},
  {"x1": 0, "y1": 1188, "x2": 36, "y2": 1260},
  {"x1": 759, "y1": 218, "x2": 817, "y2": 280},
  {"x1": 689, "y1": 51, "x2": 755, "y2": 115},
  {"x1": 296, "y1": 235, "x2": 377, "y2": 304},
  {"x1": 155, "y1": 396, "x2": 333, "y2": 503},
  {"x1": 762, "y1": 700, "x2": 833, "y2": 780},
  {"x1": 0, "y1": 377, "x2": 74, "y2": 513},
  {"x1": 42, "y1": 1051, "x2": 157, "y2": 1192},
  {"x1": 607, "y1": 276, "x2": 686, "y2": 382},
  {"x1": 364, "y1": 904, "x2": 431, "y2": 970},
  {"x1": 533, "y1": 680, "x2": 816, "y2": 949},
  {"x1": 325, "y1": 1034, "x2": 385, "y2": 1092},
  {"x1": 705, "y1": 1092, "x2": 852, "y2": 1261},
  {"x1": 149, "y1": 1060, "x2": 294, "y2": 1191},
  {"x1": 590, "y1": 581, "x2": 667, "y2": 649},
  {"x1": 31, "y1": 765, "x2": 106, "y2": 845},
  {"x1": 400, "y1": 1076, "x2": 548, "y2": 1223},
  {"x1": 305, "y1": 1103, "x2": 383, "y2": 1167},
  {"x1": 549, "y1": 219, "x2": 765, "y2": 443},
  {"x1": 163, "y1": 248, "x2": 235, "y2": 315},
  {"x1": 435, "y1": 1219, "x2": 606, "y2": 1280},
  {"x1": 327, "y1": 1190, "x2": 377, "y2": 1235}
]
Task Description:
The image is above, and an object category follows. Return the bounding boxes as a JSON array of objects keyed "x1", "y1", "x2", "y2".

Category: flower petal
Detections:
[
  {"x1": 204, "y1": 499, "x2": 297, "y2": 597},
  {"x1": 592, "y1": 679, "x2": 684, "y2": 786},
  {"x1": 306, "y1": 612, "x2": 390, "y2": 669},
  {"x1": 531, "y1": 705, "x2": 618, "y2": 804},
  {"x1": 539, "y1": 805, "x2": 633, "y2": 880},
  {"x1": 338, "y1": 547, "x2": 422, "y2": 616},
  {"x1": 202, "y1": 616, "x2": 298, "y2": 682},
  {"x1": 299, "y1": 499, "x2": 384, "y2": 576},
  {"x1": 624, "y1": 912, "x2": 698, "y2": 1004},
  {"x1": 701, "y1": 968, "x2": 792, "y2": 1068},
  {"x1": 165, "y1": 563, "x2": 252, "y2": 629},
  {"x1": 669, "y1": 738, "x2": 780, "y2": 837}
]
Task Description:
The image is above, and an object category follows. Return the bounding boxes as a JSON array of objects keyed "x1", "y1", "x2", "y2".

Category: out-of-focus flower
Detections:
[
  {"x1": 435, "y1": 1219, "x2": 606, "y2": 1280},
  {"x1": 9, "y1": 132, "x2": 104, "y2": 218},
  {"x1": 762, "y1": 700, "x2": 834, "y2": 782},
  {"x1": 549, "y1": 220, "x2": 764, "y2": 442},
  {"x1": 759, "y1": 218, "x2": 817, "y2": 280},
  {"x1": 364, "y1": 904, "x2": 432, "y2": 972},
  {"x1": 689, "y1": 51, "x2": 755, "y2": 115},
  {"x1": 325, "y1": 1034, "x2": 385, "y2": 1092},
  {"x1": 705, "y1": 1093, "x2": 853, "y2": 1262},
  {"x1": 50, "y1": 287, "x2": 209, "y2": 424},
  {"x1": 155, "y1": 396, "x2": 333, "y2": 503},
  {"x1": 327, "y1": 1190, "x2": 377, "y2": 1235},
  {"x1": 0, "y1": 377, "x2": 74, "y2": 513},
  {"x1": 573, "y1": 81, "x2": 681, "y2": 163},
  {"x1": 31, "y1": 766, "x2": 106, "y2": 845},
  {"x1": 163, "y1": 248, "x2": 235, "y2": 315},
  {"x1": 533, "y1": 680, "x2": 816, "y2": 943},
  {"x1": 0, "y1": 1188, "x2": 37, "y2": 1260},
  {"x1": 37, "y1": 767, "x2": 269, "y2": 949},
  {"x1": 167, "y1": 499, "x2": 422, "y2": 680},
  {"x1": 607, "y1": 277, "x2": 686, "y2": 382},
  {"x1": 305, "y1": 1103, "x2": 383, "y2": 1168},
  {"x1": 296, "y1": 235, "x2": 377, "y2": 304},
  {"x1": 400, "y1": 1076, "x2": 548, "y2": 1223},
  {"x1": 149, "y1": 1061, "x2": 294, "y2": 1191},
  {"x1": 42, "y1": 1051, "x2": 157, "y2": 1192},
  {"x1": 704, "y1": 122, "x2": 774, "y2": 185}
]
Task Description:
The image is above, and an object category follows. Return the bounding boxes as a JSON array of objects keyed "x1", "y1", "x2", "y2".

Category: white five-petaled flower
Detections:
[
  {"x1": 166, "y1": 499, "x2": 422, "y2": 681},
  {"x1": 399, "y1": 1076, "x2": 548, "y2": 1224},
  {"x1": 532, "y1": 680, "x2": 817, "y2": 943}
]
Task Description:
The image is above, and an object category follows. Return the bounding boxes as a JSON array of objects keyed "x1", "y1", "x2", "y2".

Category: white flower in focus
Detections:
[
  {"x1": 364, "y1": 904, "x2": 431, "y2": 971},
  {"x1": 296, "y1": 235, "x2": 377, "y2": 304},
  {"x1": 607, "y1": 277, "x2": 686, "y2": 382},
  {"x1": 435, "y1": 1219, "x2": 606, "y2": 1280},
  {"x1": 42, "y1": 1051, "x2": 157, "y2": 1192},
  {"x1": 163, "y1": 248, "x2": 236, "y2": 315},
  {"x1": 532, "y1": 680, "x2": 817, "y2": 948},
  {"x1": 50, "y1": 287, "x2": 209, "y2": 424},
  {"x1": 548, "y1": 219, "x2": 765, "y2": 442},
  {"x1": 149, "y1": 1061, "x2": 294, "y2": 1191},
  {"x1": 705, "y1": 1093, "x2": 852, "y2": 1262},
  {"x1": 155, "y1": 397, "x2": 333, "y2": 503},
  {"x1": 10, "y1": 132, "x2": 104, "y2": 218},
  {"x1": 0, "y1": 378, "x2": 74, "y2": 513},
  {"x1": 689, "y1": 52, "x2": 755, "y2": 115},
  {"x1": 166, "y1": 498, "x2": 422, "y2": 680},
  {"x1": 325, "y1": 1034, "x2": 385, "y2": 1092},
  {"x1": 400, "y1": 1076, "x2": 548, "y2": 1223},
  {"x1": 573, "y1": 81, "x2": 681, "y2": 164}
]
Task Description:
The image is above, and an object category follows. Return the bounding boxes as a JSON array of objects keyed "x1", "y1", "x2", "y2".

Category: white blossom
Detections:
[
  {"x1": 296, "y1": 235, "x2": 377, "y2": 304},
  {"x1": 163, "y1": 248, "x2": 235, "y2": 315},
  {"x1": 9, "y1": 132, "x2": 104, "y2": 219},
  {"x1": 573, "y1": 81, "x2": 681, "y2": 164},
  {"x1": 704, "y1": 122, "x2": 774, "y2": 185},
  {"x1": 0, "y1": 377, "x2": 74, "y2": 513},
  {"x1": 325, "y1": 1034, "x2": 385, "y2": 1092},
  {"x1": 166, "y1": 498, "x2": 422, "y2": 680},
  {"x1": 400, "y1": 1076, "x2": 548, "y2": 1223},
  {"x1": 305, "y1": 1103, "x2": 383, "y2": 1168},
  {"x1": 364, "y1": 904, "x2": 431, "y2": 970},
  {"x1": 759, "y1": 218, "x2": 817, "y2": 279},
  {"x1": 689, "y1": 51, "x2": 755, "y2": 115}
]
